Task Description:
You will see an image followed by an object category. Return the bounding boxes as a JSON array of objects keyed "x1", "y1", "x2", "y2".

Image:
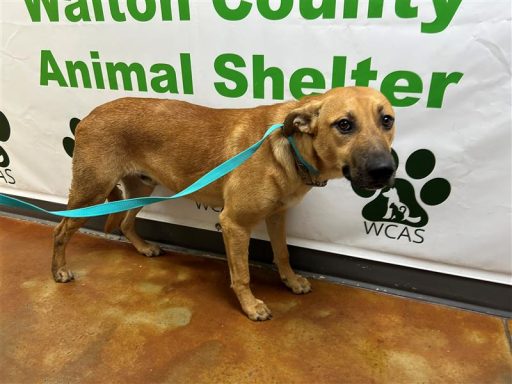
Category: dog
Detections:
[{"x1": 52, "y1": 86, "x2": 396, "y2": 321}]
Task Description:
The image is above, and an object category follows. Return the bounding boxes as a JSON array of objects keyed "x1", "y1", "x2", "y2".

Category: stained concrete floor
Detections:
[{"x1": 0, "y1": 215, "x2": 511, "y2": 384}]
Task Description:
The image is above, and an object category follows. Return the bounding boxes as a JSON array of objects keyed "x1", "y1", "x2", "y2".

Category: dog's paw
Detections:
[
  {"x1": 138, "y1": 243, "x2": 163, "y2": 257},
  {"x1": 53, "y1": 268, "x2": 75, "y2": 283},
  {"x1": 245, "y1": 299, "x2": 273, "y2": 321},
  {"x1": 282, "y1": 275, "x2": 312, "y2": 294}
]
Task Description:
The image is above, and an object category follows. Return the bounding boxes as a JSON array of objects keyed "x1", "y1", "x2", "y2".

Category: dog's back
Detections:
[{"x1": 74, "y1": 98, "x2": 288, "y2": 187}]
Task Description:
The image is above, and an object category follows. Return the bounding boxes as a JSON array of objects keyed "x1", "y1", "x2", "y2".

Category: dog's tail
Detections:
[{"x1": 104, "y1": 185, "x2": 125, "y2": 233}]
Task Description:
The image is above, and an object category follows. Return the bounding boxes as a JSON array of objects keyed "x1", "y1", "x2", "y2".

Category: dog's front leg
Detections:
[
  {"x1": 266, "y1": 211, "x2": 311, "y2": 294},
  {"x1": 220, "y1": 211, "x2": 272, "y2": 321}
]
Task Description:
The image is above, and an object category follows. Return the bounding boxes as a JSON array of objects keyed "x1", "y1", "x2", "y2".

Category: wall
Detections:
[{"x1": 1, "y1": 0, "x2": 510, "y2": 284}]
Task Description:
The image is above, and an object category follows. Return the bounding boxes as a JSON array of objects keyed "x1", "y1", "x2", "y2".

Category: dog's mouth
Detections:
[{"x1": 364, "y1": 181, "x2": 391, "y2": 190}]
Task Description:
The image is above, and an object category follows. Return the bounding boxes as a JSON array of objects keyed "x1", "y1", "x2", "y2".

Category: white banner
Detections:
[{"x1": 1, "y1": 0, "x2": 510, "y2": 284}]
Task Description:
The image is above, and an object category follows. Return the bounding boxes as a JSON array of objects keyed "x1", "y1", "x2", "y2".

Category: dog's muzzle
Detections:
[{"x1": 344, "y1": 152, "x2": 396, "y2": 190}]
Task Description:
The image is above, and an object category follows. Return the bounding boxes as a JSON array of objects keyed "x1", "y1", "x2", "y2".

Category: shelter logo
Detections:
[
  {"x1": 63, "y1": 117, "x2": 80, "y2": 157},
  {"x1": 353, "y1": 149, "x2": 451, "y2": 243},
  {"x1": 0, "y1": 111, "x2": 15, "y2": 184}
]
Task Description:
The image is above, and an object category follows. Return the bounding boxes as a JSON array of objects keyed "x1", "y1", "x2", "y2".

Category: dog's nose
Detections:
[{"x1": 367, "y1": 156, "x2": 395, "y2": 184}]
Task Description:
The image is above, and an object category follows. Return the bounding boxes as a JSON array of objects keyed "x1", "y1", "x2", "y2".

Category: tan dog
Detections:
[{"x1": 52, "y1": 86, "x2": 396, "y2": 321}]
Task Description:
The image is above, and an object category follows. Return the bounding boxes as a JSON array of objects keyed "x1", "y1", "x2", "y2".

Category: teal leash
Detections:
[{"x1": 0, "y1": 123, "x2": 284, "y2": 218}]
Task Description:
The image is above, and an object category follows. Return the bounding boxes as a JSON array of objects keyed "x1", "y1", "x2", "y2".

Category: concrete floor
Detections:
[{"x1": 0, "y1": 215, "x2": 511, "y2": 384}]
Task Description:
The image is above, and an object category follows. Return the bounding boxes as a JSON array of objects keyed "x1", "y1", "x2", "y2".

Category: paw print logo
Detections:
[
  {"x1": 63, "y1": 118, "x2": 80, "y2": 158},
  {"x1": 0, "y1": 111, "x2": 11, "y2": 167},
  {"x1": 353, "y1": 149, "x2": 451, "y2": 228}
]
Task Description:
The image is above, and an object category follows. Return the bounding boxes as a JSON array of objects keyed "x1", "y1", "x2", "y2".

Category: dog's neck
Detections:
[{"x1": 275, "y1": 131, "x2": 328, "y2": 187}]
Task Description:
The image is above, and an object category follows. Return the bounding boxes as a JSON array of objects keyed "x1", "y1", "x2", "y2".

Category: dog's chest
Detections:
[{"x1": 278, "y1": 186, "x2": 311, "y2": 211}]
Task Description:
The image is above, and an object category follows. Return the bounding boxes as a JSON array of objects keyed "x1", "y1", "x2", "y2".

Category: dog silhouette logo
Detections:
[
  {"x1": 383, "y1": 189, "x2": 421, "y2": 224},
  {"x1": 353, "y1": 149, "x2": 451, "y2": 228}
]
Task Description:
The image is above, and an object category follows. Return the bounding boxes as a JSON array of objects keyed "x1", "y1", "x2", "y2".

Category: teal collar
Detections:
[
  {"x1": 286, "y1": 135, "x2": 319, "y2": 175},
  {"x1": 284, "y1": 133, "x2": 327, "y2": 187}
]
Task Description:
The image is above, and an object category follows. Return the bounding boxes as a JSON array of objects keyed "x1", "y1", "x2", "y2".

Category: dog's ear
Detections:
[{"x1": 282, "y1": 101, "x2": 322, "y2": 136}]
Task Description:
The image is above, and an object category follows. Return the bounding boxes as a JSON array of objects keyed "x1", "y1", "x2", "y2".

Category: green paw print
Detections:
[
  {"x1": 353, "y1": 149, "x2": 451, "y2": 228},
  {"x1": 0, "y1": 111, "x2": 11, "y2": 167},
  {"x1": 63, "y1": 118, "x2": 80, "y2": 158}
]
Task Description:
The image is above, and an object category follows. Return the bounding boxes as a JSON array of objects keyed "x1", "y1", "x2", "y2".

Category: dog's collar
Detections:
[{"x1": 283, "y1": 130, "x2": 327, "y2": 188}]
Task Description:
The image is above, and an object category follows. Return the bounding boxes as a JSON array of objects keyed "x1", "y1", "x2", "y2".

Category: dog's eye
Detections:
[
  {"x1": 382, "y1": 115, "x2": 395, "y2": 130},
  {"x1": 335, "y1": 119, "x2": 353, "y2": 134}
]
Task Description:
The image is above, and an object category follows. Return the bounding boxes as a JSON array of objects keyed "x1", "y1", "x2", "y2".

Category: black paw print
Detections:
[
  {"x1": 63, "y1": 118, "x2": 80, "y2": 158},
  {"x1": 353, "y1": 149, "x2": 451, "y2": 228},
  {"x1": 0, "y1": 111, "x2": 11, "y2": 167}
]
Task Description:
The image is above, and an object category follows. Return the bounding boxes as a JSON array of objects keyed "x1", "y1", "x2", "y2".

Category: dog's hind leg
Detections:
[
  {"x1": 117, "y1": 175, "x2": 161, "y2": 257},
  {"x1": 266, "y1": 211, "x2": 311, "y2": 294},
  {"x1": 53, "y1": 217, "x2": 87, "y2": 282},
  {"x1": 104, "y1": 185, "x2": 124, "y2": 233},
  {"x1": 52, "y1": 178, "x2": 118, "y2": 282}
]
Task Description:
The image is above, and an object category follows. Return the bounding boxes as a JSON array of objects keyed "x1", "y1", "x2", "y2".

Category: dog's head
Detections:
[{"x1": 283, "y1": 87, "x2": 396, "y2": 190}]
